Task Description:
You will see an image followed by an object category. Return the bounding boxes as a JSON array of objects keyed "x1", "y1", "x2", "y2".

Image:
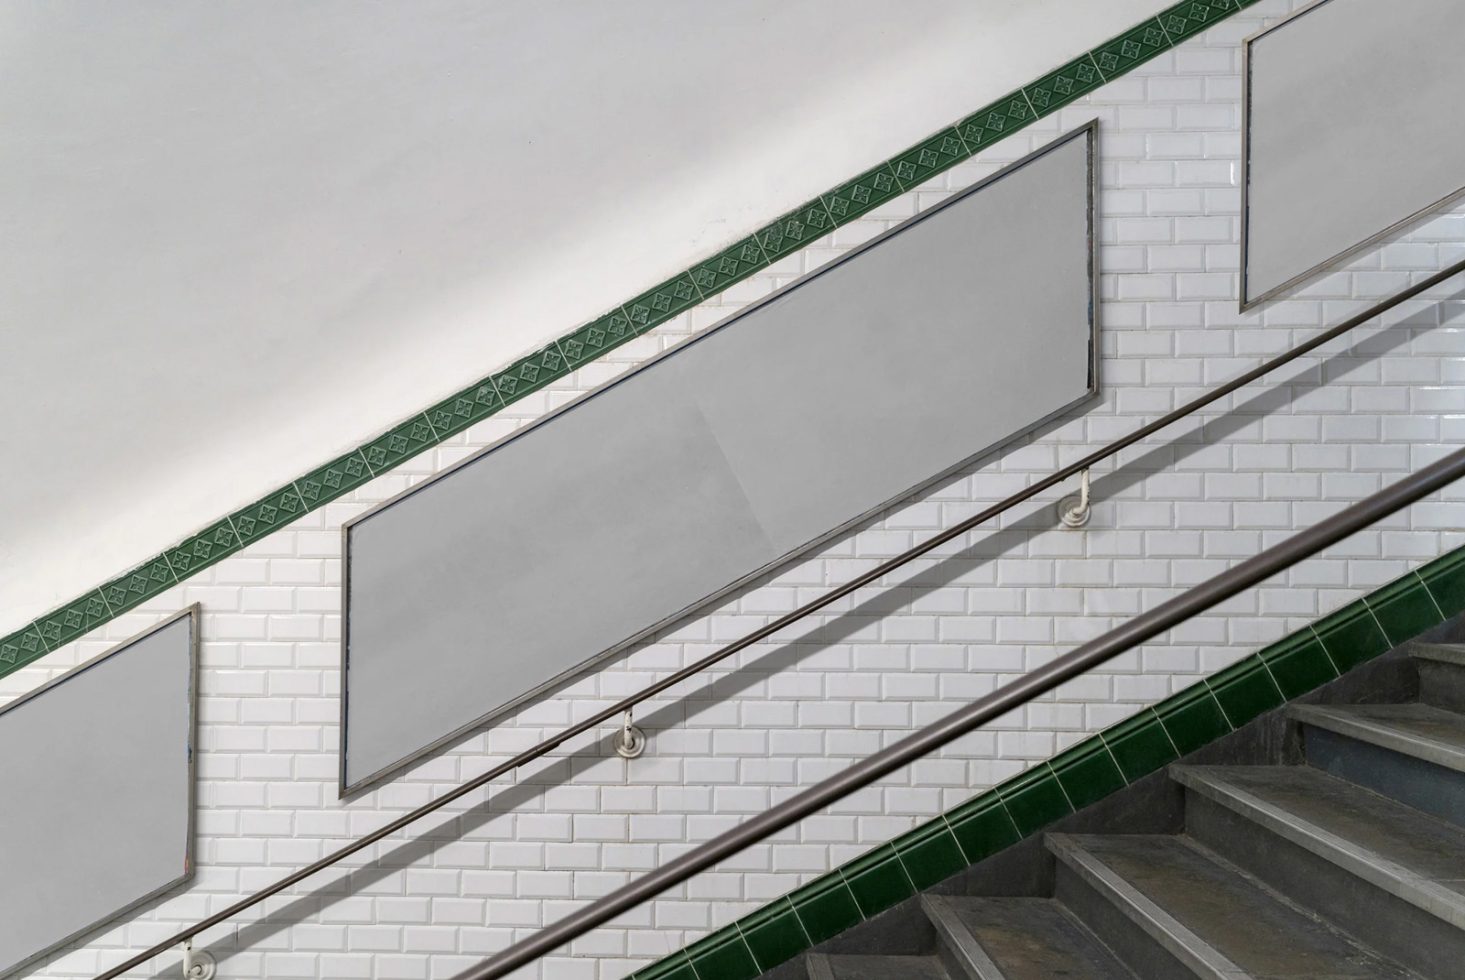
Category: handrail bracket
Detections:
[
  {"x1": 614, "y1": 709, "x2": 646, "y2": 759},
  {"x1": 180, "y1": 940, "x2": 216, "y2": 980}
]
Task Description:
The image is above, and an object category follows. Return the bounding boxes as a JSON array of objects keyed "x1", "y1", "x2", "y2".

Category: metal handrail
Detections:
[
  {"x1": 454, "y1": 445, "x2": 1465, "y2": 980},
  {"x1": 93, "y1": 259, "x2": 1465, "y2": 980}
]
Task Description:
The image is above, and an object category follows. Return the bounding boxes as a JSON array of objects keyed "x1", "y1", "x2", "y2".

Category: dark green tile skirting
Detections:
[
  {"x1": 631, "y1": 547, "x2": 1465, "y2": 980},
  {"x1": 0, "y1": 0, "x2": 1260, "y2": 676}
]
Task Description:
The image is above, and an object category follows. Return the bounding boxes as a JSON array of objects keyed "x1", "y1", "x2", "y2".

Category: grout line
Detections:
[
  {"x1": 994, "y1": 793, "x2": 1025, "y2": 840},
  {"x1": 1046, "y1": 760, "x2": 1078, "y2": 812},
  {"x1": 1252, "y1": 646, "x2": 1289, "y2": 700},
  {"x1": 1416, "y1": 569, "x2": 1448, "y2": 621},
  {"x1": 1358, "y1": 595, "x2": 1393, "y2": 645},
  {"x1": 1150, "y1": 704, "x2": 1185, "y2": 757},
  {"x1": 834, "y1": 866, "x2": 865, "y2": 919},
  {"x1": 728, "y1": 921, "x2": 762, "y2": 973},
  {"x1": 1018, "y1": 87, "x2": 1040, "y2": 121},
  {"x1": 785, "y1": 895, "x2": 815, "y2": 948},
  {"x1": 1197, "y1": 678, "x2": 1236, "y2": 732},
  {"x1": 888, "y1": 841, "x2": 922, "y2": 893},
  {"x1": 1308, "y1": 623, "x2": 1343, "y2": 676},
  {"x1": 28, "y1": 619, "x2": 51, "y2": 654},
  {"x1": 1203, "y1": 675, "x2": 1242, "y2": 731},
  {"x1": 1155, "y1": 12, "x2": 1177, "y2": 47},
  {"x1": 1094, "y1": 730, "x2": 1132, "y2": 784},
  {"x1": 938, "y1": 811, "x2": 971, "y2": 864}
]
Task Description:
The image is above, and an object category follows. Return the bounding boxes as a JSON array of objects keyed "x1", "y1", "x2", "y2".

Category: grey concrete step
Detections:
[
  {"x1": 1290, "y1": 704, "x2": 1465, "y2": 772},
  {"x1": 806, "y1": 952, "x2": 951, "y2": 980},
  {"x1": 921, "y1": 894, "x2": 1135, "y2": 980},
  {"x1": 1412, "y1": 644, "x2": 1465, "y2": 713},
  {"x1": 1175, "y1": 764, "x2": 1465, "y2": 977},
  {"x1": 1412, "y1": 644, "x2": 1465, "y2": 668},
  {"x1": 1048, "y1": 833, "x2": 1416, "y2": 979},
  {"x1": 1289, "y1": 703, "x2": 1465, "y2": 827}
]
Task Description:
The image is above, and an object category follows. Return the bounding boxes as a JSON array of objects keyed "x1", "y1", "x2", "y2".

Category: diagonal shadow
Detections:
[{"x1": 171, "y1": 294, "x2": 1460, "y2": 972}]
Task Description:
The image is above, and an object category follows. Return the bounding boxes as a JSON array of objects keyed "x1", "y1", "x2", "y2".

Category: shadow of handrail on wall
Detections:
[{"x1": 183, "y1": 292, "x2": 1461, "y2": 973}]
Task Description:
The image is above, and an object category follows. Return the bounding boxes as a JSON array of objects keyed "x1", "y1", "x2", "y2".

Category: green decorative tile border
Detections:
[
  {"x1": 0, "y1": 0, "x2": 1259, "y2": 678},
  {"x1": 631, "y1": 547, "x2": 1465, "y2": 980}
]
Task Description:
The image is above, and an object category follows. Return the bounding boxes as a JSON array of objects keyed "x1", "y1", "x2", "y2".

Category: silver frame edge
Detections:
[
  {"x1": 0, "y1": 605, "x2": 201, "y2": 980},
  {"x1": 338, "y1": 120, "x2": 1104, "y2": 797},
  {"x1": 1238, "y1": 0, "x2": 1465, "y2": 312}
]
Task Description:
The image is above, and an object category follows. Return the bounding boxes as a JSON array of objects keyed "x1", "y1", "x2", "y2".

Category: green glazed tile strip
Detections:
[
  {"x1": 0, "y1": 0, "x2": 1241, "y2": 680},
  {"x1": 631, "y1": 548, "x2": 1465, "y2": 979}
]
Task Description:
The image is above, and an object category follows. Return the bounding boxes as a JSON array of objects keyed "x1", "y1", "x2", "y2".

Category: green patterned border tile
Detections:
[
  {"x1": 490, "y1": 343, "x2": 568, "y2": 407},
  {"x1": 821, "y1": 163, "x2": 904, "y2": 223},
  {"x1": 890, "y1": 128, "x2": 972, "y2": 189},
  {"x1": 1024, "y1": 55, "x2": 1106, "y2": 119},
  {"x1": 100, "y1": 556, "x2": 179, "y2": 620},
  {"x1": 625, "y1": 274, "x2": 701, "y2": 334},
  {"x1": 231, "y1": 483, "x2": 307, "y2": 548},
  {"x1": 0, "y1": 625, "x2": 48, "y2": 670},
  {"x1": 755, "y1": 201, "x2": 837, "y2": 265},
  {"x1": 361, "y1": 413, "x2": 439, "y2": 473},
  {"x1": 35, "y1": 590, "x2": 113, "y2": 651},
  {"x1": 637, "y1": 549, "x2": 1465, "y2": 979},
  {"x1": 427, "y1": 382, "x2": 504, "y2": 442},
  {"x1": 163, "y1": 518, "x2": 238, "y2": 581},
  {"x1": 298, "y1": 450, "x2": 375, "y2": 511},
  {"x1": 1093, "y1": 18, "x2": 1174, "y2": 79},
  {"x1": 0, "y1": 0, "x2": 1227, "y2": 678},
  {"x1": 1159, "y1": 0, "x2": 1242, "y2": 47},
  {"x1": 690, "y1": 237, "x2": 769, "y2": 296},
  {"x1": 561, "y1": 309, "x2": 638, "y2": 371},
  {"x1": 957, "y1": 92, "x2": 1039, "y2": 154}
]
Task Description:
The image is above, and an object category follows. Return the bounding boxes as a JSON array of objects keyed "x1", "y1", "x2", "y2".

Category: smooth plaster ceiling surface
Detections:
[{"x1": 0, "y1": 0, "x2": 1161, "y2": 632}]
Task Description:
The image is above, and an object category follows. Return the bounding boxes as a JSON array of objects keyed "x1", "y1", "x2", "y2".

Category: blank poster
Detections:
[
  {"x1": 1243, "y1": 0, "x2": 1465, "y2": 307},
  {"x1": 0, "y1": 609, "x2": 196, "y2": 977},
  {"x1": 343, "y1": 124, "x2": 1098, "y2": 792}
]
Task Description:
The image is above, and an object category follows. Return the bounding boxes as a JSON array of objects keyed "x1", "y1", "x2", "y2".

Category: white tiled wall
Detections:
[{"x1": 8, "y1": 1, "x2": 1465, "y2": 977}]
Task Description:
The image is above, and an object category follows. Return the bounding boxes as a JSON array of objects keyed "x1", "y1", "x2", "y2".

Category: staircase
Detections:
[{"x1": 772, "y1": 643, "x2": 1465, "y2": 979}]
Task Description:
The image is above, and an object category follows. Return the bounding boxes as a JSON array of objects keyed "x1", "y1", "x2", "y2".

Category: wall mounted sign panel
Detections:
[
  {"x1": 342, "y1": 123, "x2": 1098, "y2": 794},
  {"x1": 0, "y1": 608, "x2": 197, "y2": 978},
  {"x1": 1240, "y1": 0, "x2": 1465, "y2": 309}
]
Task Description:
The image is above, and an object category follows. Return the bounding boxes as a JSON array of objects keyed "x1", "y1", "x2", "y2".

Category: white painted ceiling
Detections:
[{"x1": 0, "y1": 0, "x2": 1162, "y2": 633}]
